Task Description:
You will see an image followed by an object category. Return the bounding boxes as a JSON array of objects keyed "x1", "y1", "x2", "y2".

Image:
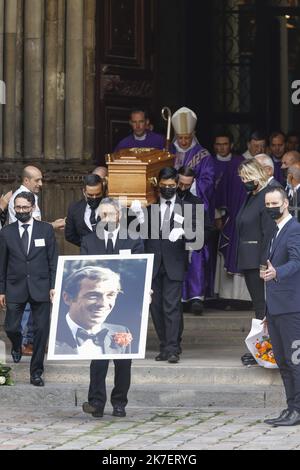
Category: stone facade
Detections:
[{"x1": 0, "y1": 0, "x2": 97, "y2": 254}]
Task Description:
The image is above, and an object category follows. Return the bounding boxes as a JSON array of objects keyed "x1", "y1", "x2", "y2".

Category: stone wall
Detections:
[{"x1": 0, "y1": 1, "x2": 97, "y2": 254}]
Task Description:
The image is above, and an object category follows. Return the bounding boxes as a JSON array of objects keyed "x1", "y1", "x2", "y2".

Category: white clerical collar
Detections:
[
  {"x1": 216, "y1": 153, "x2": 232, "y2": 162},
  {"x1": 66, "y1": 313, "x2": 104, "y2": 338},
  {"x1": 134, "y1": 133, "x2": 147, "y2": 141}
]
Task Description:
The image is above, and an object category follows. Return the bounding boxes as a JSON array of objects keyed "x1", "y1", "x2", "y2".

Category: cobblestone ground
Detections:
[{"x1": 0, "y1": 406, "x2": 299, "y2": 450}]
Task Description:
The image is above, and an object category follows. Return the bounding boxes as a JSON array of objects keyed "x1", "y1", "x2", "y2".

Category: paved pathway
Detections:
[{"x1": 0, "y1": 405, "x2": 299, "y2": 450}]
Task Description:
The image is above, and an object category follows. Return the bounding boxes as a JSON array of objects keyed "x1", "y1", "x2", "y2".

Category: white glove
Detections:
[
  {"x1": 129, "y1": 200, "x2": 145, "y2": 224},
  {"x1": 169, "y1": 227, "x2": 184, "y2": 242}
]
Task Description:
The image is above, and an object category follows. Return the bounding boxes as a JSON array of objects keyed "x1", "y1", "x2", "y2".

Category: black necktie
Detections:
[
  {"x1": 106, "y1": 232, "x2": 114, "y2": 254},
  {"x1": 161, "y1": 201, "x2": 171, "y2": 235},
  {"x1": 21, "y1": 224, "x2": 29, "y2": 254},
  {"x1": 76, "y1": 328, "x2": 108, "y2": 347},
  {"x1": 90, "y1": 209, "x2": 98, "y2": 232},
  {"x1": 269, "y1": 225, "x2": 279, "y2": 255}
]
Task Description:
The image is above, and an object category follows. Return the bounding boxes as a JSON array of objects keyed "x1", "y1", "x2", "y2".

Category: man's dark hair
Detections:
[
  {"x1": 213, "y1": 130, "x2": 234, "y2": 144},
  {"x1": 158, "y1": 167, "x2": 179, "y2": 183},
  {"x1": 178, "y1": 166, "x2": 196, "y2": 178},
  {"x1": 269, "y1": 131, "x2": 286, "y2": 142},
  {"x1": 130, "y1": 108, "x2": 149, "y2": 120},
  {"x1": 83, "y1": 174, "x2": 103, "y2": 188},
  {"x1": 248, "y1": 130, "x2": 267, "y2": 142},
  {"x1": 14, "y1": 191, "x2": 35, "y2": 206},
  {"x1": 287, "y1": 130, "x2": 300, "y2": 140},
  {"x1": 265, "y1": 187, "x2": 288, "y2": 202},
  {"x1": 63, "y1": 266, "x2": 121, "y2": 301}
]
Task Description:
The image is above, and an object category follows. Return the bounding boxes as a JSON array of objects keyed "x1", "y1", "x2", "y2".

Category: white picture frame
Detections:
[{"x1": 47, "y1": 254, "x2": 154, "y2": 360}]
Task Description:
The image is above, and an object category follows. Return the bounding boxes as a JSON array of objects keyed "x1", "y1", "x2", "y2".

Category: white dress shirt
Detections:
[
  {"x1": 276, "y1": 213, "x2": 292, "y2": 237},
  {"x1": 104, "y1": 226, "x2": 120, "y2": 249},
  {"x1": 66, "y1": 314, "x2": 105, "y2": 356},
  {"x1": 160, "y1": 195, "x2": 176, "y2": 229},
  {"x1": 84, "y1": 203, "x2": 103, "y2": 231}
]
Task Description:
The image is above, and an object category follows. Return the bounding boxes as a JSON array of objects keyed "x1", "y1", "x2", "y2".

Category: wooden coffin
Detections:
[{"x1": 105, "y1": 148, "x2": 175, "y2": 205}]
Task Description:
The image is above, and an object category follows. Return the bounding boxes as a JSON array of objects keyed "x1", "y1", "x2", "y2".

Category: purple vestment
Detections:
[
  {"x1": 172, "y1": 140, "x2": 215, "y2": 300},
  {"x1": 271, "y1": 156, "x2": 285, "y2": 186},
  {"x1": 215, "y1": 154, "x2": 247, "y2": 274},
  {"x1": 114, "y1": 131, "x2": 165, "y2": 152}
]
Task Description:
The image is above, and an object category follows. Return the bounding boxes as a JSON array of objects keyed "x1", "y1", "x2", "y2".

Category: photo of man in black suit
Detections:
[
  {"x1": 55, "y1": 265, "x2": 133, "y2": 356},
  {"x1": 0, "y1": 192, "x2": 58, "y2": 387}
]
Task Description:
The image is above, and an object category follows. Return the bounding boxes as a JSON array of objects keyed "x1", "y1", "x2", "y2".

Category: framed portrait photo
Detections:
[{"x1": 47, "y1": 254, "x2": 154, "y2": 360}]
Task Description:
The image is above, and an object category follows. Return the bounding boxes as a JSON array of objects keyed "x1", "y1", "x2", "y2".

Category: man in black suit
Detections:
[
  {"x1": 261, "y1": 187, "x2": 300, "y2": 427},
  {"x1": 287, "y1": 162, "x2": 300, "y2": 222},
  {"x1": 143, "y1": 167, "x2": 198, "y2": 364},
  {"x1": 70, "y1": 197, "x2": 144, "y2": 418},
  {"x1": 0, "y1": 192, "x2": 58, "y2": 386},
  {"x1": 65, "y1": 174, "x2": 105, "y2": 247}
]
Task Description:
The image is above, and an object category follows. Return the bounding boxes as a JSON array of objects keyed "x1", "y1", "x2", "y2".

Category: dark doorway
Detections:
[{"x1": 95, "y1": 0, "x2": 300, "y2": 161}]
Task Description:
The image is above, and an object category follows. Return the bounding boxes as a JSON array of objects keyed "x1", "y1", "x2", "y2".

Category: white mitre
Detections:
[{"x1": 171, "y1": 107, "x2": 197, "y2": 135}]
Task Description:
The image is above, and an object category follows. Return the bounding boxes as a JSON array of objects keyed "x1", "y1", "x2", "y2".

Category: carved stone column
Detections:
[
  {"x1": 57, "y1": 0, "x2": 66, "y2": 159},
  {"x1": 24, "y1": 0, "x2": 44, "y2": 160},
  {"x1": 3, "y1": 0, "x2": 18, "y2": 159},
  {"x1": 66, "y1": 0, "x2": 84, "y2": 160},
  {"x1": 83, "y1": 0, "x2": 96, "y2": 161},
  {"x1": 44, "y1": 0, "x2": 58, "y2": 160},
  {"x1": 0, "y1": 0, "x2": 4, "y2": 158}
]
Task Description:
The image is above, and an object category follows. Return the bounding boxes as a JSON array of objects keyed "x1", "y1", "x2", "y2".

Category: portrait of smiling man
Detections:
[{"x1": 54, "y1": 266, "x2": 132, "y2": 357}]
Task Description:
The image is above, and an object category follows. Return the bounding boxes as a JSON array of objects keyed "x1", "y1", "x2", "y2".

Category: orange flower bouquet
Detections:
[
  {"x1": 245, "y1": 319, "x2": 278, "y2": 369},
  {"x1": 254, "y1": 337, "x2": 277, "y2": 365}
]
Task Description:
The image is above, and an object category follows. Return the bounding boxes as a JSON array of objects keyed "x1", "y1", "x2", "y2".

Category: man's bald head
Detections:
[
  {"x1": 22, "y1": 166, "x2": 43, "y2": 194},
  {"x1": 281, "y1": 151, "x2": 300, "y2": 170},
  {"x1": 93, "y1": 166, "x2": 108, "y2": 178},
  {"x1": 288, "y1": 162, "x2": 300, "y2": 188}
]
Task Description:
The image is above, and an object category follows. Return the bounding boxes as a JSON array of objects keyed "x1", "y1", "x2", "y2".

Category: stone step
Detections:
[
  {"x1": 0, "y1": 383, "x2": 285, "y2": 408},
  {"x1": 5, "y1": 348, "x2": 281, "y2": 386}
]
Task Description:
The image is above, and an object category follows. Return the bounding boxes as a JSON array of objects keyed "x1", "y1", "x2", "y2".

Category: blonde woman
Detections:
[{"x1": 236, "y1": 159, "x2": 277, "y2": 364}]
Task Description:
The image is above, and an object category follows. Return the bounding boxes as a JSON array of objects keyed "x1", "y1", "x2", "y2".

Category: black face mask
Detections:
[
  {"x1": 15, "y1": 212, "x2": 32, "y2": 223},
  {"x1": 86, "y1": 197, "x2": 102, "y2": 210},
  {"x1": 160, "y1": 187, "x2": 177, "y2": 200},
  {"x1": 177, "y1": 188, "x2": 190, "y2": 200},
  {"x1": 266, "y1": 206, "x2": 283, "y2": 220},
  {"x1": 243, "y1": 180, "x2": 259, "y2": 192}
]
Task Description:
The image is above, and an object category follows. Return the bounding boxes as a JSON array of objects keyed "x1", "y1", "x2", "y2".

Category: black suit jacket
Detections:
[
  {"x1": 0, "y1": 220, "x2": 58, "y2": 303},
  {"x1": 143, "y1": 196, "x2": 196, "y2": 281},
  {"x1": 0, "y1": 208, "x2": 7, "y2": 228},
  {"x1": 80, "y1": 229, "x2": 144, "y2": 255},
  {"x1": 65, "y1": 199, "x2": 92, "y2": 247},
  {"x1": 267, "y1": 177, "x2": 282, "y2": 189},
  {"x1": 288, "y1": 187, "x2": 300, "y2": 222},
  {"x1": 236, "y1": 186, "x2": 276, "y2": 270},
  {"x1": 65, "y1": 200, "x2": 138, "y2": 247},
  {"x1": 180, "y1": 191, "x2": 214, "y2": 243}
]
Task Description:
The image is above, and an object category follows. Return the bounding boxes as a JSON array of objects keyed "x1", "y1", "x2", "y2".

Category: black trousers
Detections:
[
  {"x1": 5, "y1": 299, "x2": 50, "y2": 377},
  {"x1": 244, "y1": 269, "x2": 265, "y2": 320},
  {"x1": 88, "y1": 359, "x2": 132, "y2": 410},
  {"x1": 150, "y1": 263, "x2": 183, "y2": 355},
  {"x1": 267, "y1": 312, "x2": 300, "y2": 413}
]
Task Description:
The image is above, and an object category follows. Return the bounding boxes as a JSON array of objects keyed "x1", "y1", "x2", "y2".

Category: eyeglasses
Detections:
[
  {"x1": 159, "y1": 184, "x2": 177, "y2": 189},
  {"x1": 14, "y1": 206, "x2": 32, "y2": 212}
]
